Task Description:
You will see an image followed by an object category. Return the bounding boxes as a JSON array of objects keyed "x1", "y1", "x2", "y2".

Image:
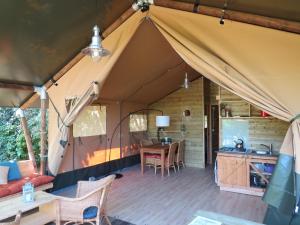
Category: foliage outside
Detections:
[{"x1": 0, "y1": 107, "x2": 45, "y2": 163}]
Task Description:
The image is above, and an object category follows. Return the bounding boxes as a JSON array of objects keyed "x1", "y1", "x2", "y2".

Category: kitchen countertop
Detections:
[{"x1": 216, "y1": 147, "x2": 279, "y2": 158}]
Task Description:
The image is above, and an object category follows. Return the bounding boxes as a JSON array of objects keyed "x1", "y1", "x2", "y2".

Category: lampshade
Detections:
[
  {"x1": 156, "y1": 116, "x2": 170, "y2": 127},
  {"x1": 81, "y1": 25, "x2": 110, "y2": 62}
]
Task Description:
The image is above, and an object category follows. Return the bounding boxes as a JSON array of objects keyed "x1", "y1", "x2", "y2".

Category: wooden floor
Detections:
[{"x1": 55, "y1": 165, "x2": 267, "y2": 225}]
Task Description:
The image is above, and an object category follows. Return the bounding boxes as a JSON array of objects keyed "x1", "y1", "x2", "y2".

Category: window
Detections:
[
  {"x1": 73, "y1": 105, "x2": 106, "y2": 137},
  {"x1": 129, "y1": 114, "x2": 147, "y2": 132}
]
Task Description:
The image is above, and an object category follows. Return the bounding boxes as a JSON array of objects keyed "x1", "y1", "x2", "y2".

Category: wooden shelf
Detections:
[
  {"x1": 219, "y1": 100, "x2": 246, "y2": 103},
  {"x1": 219, "y1": 116, "x2": 274, "y2": 119},
  {"x1": 250, "y1": 170, "x2": 272, "y2": 176}
]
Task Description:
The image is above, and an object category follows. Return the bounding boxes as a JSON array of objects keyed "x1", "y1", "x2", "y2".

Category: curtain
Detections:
[
  {"x1": 48, "y1": 82, "x2": 99, "y2": 175},
  {"x1": 149, "y1": 6, "x2": 300, "y2": 224}
]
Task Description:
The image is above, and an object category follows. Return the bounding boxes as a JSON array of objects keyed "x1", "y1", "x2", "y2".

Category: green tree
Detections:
[{"x1": 0, "y1": 107, "x2": 45, "y2": 163}]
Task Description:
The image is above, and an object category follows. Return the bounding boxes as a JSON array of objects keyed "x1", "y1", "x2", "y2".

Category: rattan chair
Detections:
[
  {"x1": 176, "y1": 140, "x2": 186, "y2": 170},
  {"x1": 140, "y1": 139, "x2": 158, "y2": 168},
  {"x1": 56, "y1": 175, "x2": 115, "y2": 225},
  {"x1": 0, "y1": 211, "x2": 21, "y2": 225},
  {"x1": 154, "y1": 142, "x2": 178, "y2": 176}
]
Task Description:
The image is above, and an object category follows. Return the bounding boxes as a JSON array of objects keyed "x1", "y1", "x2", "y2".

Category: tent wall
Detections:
[
  {"x1": 148, "y1": 77, "x2": 205, "y2": 168},
  {"x1": 58, "y1": 100, "x2": 147, "y2": 173}
]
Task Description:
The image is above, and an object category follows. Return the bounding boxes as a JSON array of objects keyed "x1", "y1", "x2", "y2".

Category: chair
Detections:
[
  {"x1": 140, "y1": 139, "x2": 159, "y2": 168},
  {"x1": 176, "y1": 140, "x2": 186, "y2": 170},
  {"x1": 0, "y1": 211, "x2": 21, "y2": 225},
  {"x1": 140, "y1": 139, "x2": 153, "y2": 147},
  {"x1": 56, "y1": 175, "x2": 115, "y2": 225},
  {"x1": 154, "y1": 142, "x2": 178, "y2": 176},
  {"x1": 151, "y1": 138, "x2": 160, "y2": 144}
]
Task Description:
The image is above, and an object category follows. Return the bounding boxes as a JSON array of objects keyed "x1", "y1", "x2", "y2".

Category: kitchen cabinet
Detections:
[
  {"x1": 217, "y1": 152, "x2": 277, "y2": 196},
  {"x1": 217, "y1": 155, "x2": 246, "y2": 187}
]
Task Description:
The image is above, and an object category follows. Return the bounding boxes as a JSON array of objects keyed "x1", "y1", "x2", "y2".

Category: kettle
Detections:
[{"x1": 234, "y1": 139, "x2": 244, "y2": 151}]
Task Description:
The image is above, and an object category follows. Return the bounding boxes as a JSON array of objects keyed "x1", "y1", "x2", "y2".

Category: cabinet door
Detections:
[{"x1": 218, "y1": 156, "x2": 246, "y2": 187}]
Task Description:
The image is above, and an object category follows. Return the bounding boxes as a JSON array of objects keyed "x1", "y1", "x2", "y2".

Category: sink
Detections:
[{"x1": 250, "y1": 150, "x2": 268, "y2": 155}]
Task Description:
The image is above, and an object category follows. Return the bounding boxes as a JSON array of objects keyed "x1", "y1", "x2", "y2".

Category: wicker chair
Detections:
[
  {"x1": 56, "y1": 175, "x2": 115, "y2": 225},
  {"x1": 0, "y1": 211, "x2": 21, "y2": 225},
  {"x1": 140, "y1": 139, "x2": 158, "y2": 168},
  {"x1": 154, "y1": 142, "x2": 178, "y2": 176},
  {"x1": 176, "y1": 140, "x2": 186, "y2": 170},
  {"x1": 151, "y1": 138, "x2": 160, "y2": 144}
]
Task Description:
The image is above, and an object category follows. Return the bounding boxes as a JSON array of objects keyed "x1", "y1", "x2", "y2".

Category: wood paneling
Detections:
[
  {"x1": 147, "y1": 78, "x2": 205, "y2": 168},
  {"x1": 205, "y1": 80, "x2": 289, "y2": 153}
]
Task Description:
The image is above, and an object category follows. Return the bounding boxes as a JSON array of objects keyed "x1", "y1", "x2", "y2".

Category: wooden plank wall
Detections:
[
  {"x1": 205, "y1": 80, "x2": 289, "y2": 153},
  {"x1": 148, "y1": 78, "x2": 205, "y2": 168}
]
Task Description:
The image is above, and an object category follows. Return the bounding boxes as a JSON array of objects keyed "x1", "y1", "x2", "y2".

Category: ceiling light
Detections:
[
  {"x1": 132, "y1": 0, "x2": 153, "y2": 12},
  {"x1": 81, "y1": 25, "x2": 110, "y2": 62},
  {"x1": 182, "y1": 72, "x2": 190, "y2": 89},
  {"x1": 220, "y1": 0, "x2": 227, "y2": 25}
]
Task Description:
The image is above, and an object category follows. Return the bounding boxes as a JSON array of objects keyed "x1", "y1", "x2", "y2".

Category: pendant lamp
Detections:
[{"x1": 81, "y1": 25, "x2": 110, "y2": 62}]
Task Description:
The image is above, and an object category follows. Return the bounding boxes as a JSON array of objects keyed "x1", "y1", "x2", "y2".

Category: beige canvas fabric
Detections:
[
  {"x1": 48, "y1": 83, "x2": 99, "y2": 175},
  {"x1": 48, "y1": 6, "x2": 300, "y2": 176},
  {"x1": 47, "y1": 11, "x2": 145, "y2": 175},
  {"x1": 149, "y1": 6, "x2": 300, "y2": 173}
]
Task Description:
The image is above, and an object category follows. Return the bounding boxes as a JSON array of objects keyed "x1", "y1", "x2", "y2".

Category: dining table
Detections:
[{"x1": 140, "y1": 143, "x2": 170, "y2": 177}]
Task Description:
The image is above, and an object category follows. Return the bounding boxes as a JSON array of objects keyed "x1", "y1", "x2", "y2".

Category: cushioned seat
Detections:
[
  {"x1": 83, "y1": 206, "x2": 98, "y2": 219},
  {"x1": 0, "y1": 175, "x2": 54, "y2": 198},
  {"x1": 145, "y1": 153, "x2": 161, "y2": 159}
]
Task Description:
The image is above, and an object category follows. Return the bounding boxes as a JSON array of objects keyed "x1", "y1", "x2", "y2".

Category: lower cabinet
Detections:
[{"x1": 217, "y1": 153, "x2": 277, "y2": 196}]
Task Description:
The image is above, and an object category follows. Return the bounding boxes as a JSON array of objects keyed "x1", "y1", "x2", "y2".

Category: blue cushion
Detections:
[
  {"x1": 0, "y1": 161, "x2": 21, "y2": 181},
  {"x1": 83, "y1": 206, "x2": 98, "y2": 219}
]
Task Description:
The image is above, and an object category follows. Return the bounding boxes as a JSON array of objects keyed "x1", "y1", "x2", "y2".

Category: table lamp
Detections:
[{"x1": 156, "y1": 115, "x2": 170, "y2": 141}]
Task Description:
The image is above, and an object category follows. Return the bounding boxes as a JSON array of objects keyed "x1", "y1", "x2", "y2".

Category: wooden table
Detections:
[
  {"x1": 140, "y1": 144, "x2": 169, "y2": 177},
  {"x1": 0, "y1": 191, "x2": 59, "y2": 225}
]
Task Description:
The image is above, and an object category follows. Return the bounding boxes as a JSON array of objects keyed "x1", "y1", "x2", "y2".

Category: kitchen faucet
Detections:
[{"x1": 260, "y1": 143, "x2": 273, "y2": 155}]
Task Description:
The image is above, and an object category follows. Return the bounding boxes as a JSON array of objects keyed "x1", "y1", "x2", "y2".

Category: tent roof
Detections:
[{"x1": 0, "y1": 0, "x2": 300, "y2": 107}]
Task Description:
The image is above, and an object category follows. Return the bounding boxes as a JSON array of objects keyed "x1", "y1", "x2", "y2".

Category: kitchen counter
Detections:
[
  {"x1": 216, "y1": 149, "x2": 278, "y2": 196},
  {"x1": 217, "y1": 147, "x2": 278, "y2": 159}
]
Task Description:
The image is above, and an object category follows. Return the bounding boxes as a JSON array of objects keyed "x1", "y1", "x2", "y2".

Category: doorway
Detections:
[{"x1": 205, "y1": 104, "x2": 219, "y2": 165}]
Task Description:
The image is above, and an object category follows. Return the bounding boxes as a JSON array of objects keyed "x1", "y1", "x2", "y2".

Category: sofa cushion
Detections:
[
  {"x1": 0, "y1": 187, "x2": 10, "y2": 198},
  {"x1": 0, "y1": 161, "x2": 22, "y2": 181},
  {"x1": 0, "y1": 175, "x2": 54, "y2": 198},
  {"x1": 0, "y1": 166, "x2": 9, "y2": 184},
  {"x1": 83, "y1": 206, "x2": 98, "y2": 219},
  {"x1": 30, "y1": 175, "x2": 54, "y2": 187}
]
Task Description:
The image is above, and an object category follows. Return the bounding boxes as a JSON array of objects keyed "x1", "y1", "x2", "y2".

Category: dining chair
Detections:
[
  {"x1": 56, "y1": 175, "x2": 115, "y2": 225},
  {"x1": 140, "y1": 139, "x2": 159, "y2": 168},
  {"x1": 151, "y1": 138, "x2": 160, "y2": 144},
  {"x1": 176, "y1": 140, "x2": 186, "y2": 170},
  {"x1": 0, "y1": 211, "x2": 21, "y2": 225},
  {"x1": 154, "y1": 142, "x2": 178, "y2": 176},
  {"x1": 140, "y1": 139, "x2": 153, "y2": 147}
]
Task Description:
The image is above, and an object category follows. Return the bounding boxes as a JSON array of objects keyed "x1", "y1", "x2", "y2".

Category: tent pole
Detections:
[
  {"x1": 154, "y1": 0, "x2": 300, "y2": 35},
  {"x1": 21, "y1": 7, "x2": 136, "y2": 109},
  {"x1": 16, "y1": 109, "x2": 38, "y2": 173},
  {"x1": 35, "y1": 87, "x2": 48, "y2": 175}
]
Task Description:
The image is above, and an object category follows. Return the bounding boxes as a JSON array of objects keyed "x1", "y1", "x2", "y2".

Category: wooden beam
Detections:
[
  {"x1": 21, "y1": 6, "x2": 136, "y2": 109},
  {"x1": 16, "y1": 109, "x2": 38, "y2": 173},
  {"x1": 154, "y1": 0, "x2": 300, "y2": 34},
  {"x1": 0, "y1": 82, "x2": 34, "y2": 91},
  {"x1": 39, "y1": 98, "x2": 47, "y2": 175}
]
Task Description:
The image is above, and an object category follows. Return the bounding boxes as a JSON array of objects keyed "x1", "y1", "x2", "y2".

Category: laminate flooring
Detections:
[
  {"x1": 54, "y1": 165, "x2": 267, "y2": 225},
  {"x1": 106, "y1": 165, "x2": 267, "y2": 225}
]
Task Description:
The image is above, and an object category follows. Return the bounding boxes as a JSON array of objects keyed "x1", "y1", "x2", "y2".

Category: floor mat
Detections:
[{"x1": 110, "y1": 217, "x2": 135, "y2": 225}]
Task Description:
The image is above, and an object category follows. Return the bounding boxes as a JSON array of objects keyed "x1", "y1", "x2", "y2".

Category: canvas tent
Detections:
[
  {"x1": 44, "y1": 5, "x2": 300, "y2": 224},
  {"x1": 1, "y1": 1, "x2": 300, "y2": 224}
]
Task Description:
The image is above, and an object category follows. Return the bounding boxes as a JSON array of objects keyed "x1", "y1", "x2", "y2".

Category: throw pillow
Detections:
[
  {"x1": 0, "y1": 166, "x2": 9, "y2": 184},
  {"x1": 0, "y1": 161, "x2": 22, "y2": 181}
]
